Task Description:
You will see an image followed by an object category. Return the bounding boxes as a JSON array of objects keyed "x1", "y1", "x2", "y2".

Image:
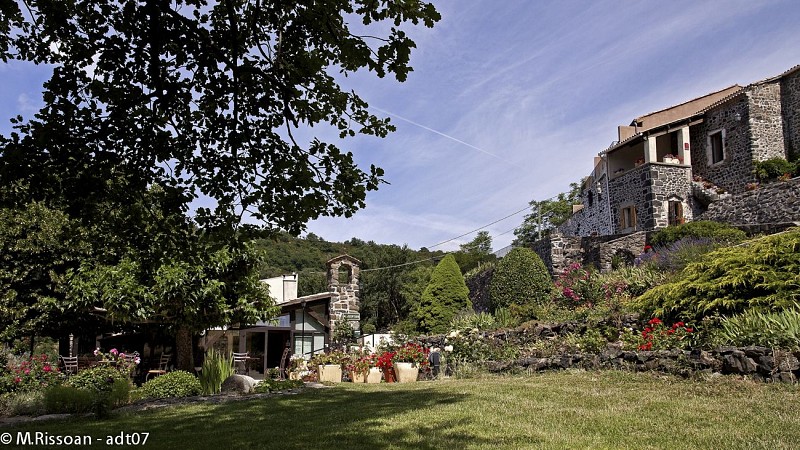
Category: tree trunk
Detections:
[{"x1": 175, "y1": 325, "x2": 194, "y2": 372}]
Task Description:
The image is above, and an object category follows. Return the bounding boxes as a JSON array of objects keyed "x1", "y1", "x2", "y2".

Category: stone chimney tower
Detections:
[{"x1": 326, "y1": 255, "x2": 361, "y2": 334}]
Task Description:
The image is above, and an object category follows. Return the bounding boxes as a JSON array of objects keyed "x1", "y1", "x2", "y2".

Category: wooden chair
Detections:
[
  {"x1": 146, "y1": 354, "x2": 171, "y2": 381},
  {"x1": 232, "y1": 352, "x2": 249, "y2": 375},
  {"x1": 60, "y1": 356, "x2": 79, "y2": 375}
]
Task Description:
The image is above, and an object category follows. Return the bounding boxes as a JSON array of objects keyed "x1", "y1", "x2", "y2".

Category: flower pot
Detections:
[
  {"x1": 393, "y1": 362, "x2": 419, "y2": 383},
  {"x1": 366, "y1": 367, "x2": 382, "y2": 384},
  {"x1": 318, "y1": 364, "x2": 342, "y2": 383},
  {"x1": 382, "y1": 366, "x2": 396, "y2": 383},
  {"x1": 351, "y1": 371, "x2": 366, "y2": 383}
]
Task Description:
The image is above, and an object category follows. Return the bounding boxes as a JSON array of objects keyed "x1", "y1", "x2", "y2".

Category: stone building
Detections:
[
  {"x1": 561, "y1": 64, "x2": 799, "y2": 238},
  {"x1": 537, "y1": 64, "x2": 800, "y2": 275}
]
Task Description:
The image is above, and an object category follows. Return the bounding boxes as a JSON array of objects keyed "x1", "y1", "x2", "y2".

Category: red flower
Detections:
[
  {"x1": 648, "y1": 318, "x2": 662, "y2": 325},
  {"x1": 13, "y1": 377, "x2": 21, "y2": 383},
  {"x1": 685, "y1": 328, "x2": 693, "y2": 333}
]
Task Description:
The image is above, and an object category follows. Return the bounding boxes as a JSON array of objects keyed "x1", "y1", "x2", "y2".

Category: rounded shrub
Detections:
[
  {"x1": 67, "y1": 365, "x2": 128, "y2": 392},
  {"x1": 489, "y1": 247, "x2": 551, "y2": 313},
  {"x1": 135, "y1": 370, "x2": 201, "y2": 400},
  {"x1": 650, "y1": 221, "x2": 746, "y2": 247}
]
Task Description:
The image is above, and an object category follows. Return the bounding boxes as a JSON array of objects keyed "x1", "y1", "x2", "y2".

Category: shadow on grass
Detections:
[{"x1": 5, "y1": 385, "x2": 485, "y2": 449}]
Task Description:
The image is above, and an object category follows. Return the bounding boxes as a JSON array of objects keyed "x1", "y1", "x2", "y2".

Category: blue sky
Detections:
[{"x1": 2, "y1": 1, "x2": 800, "y2": 253}]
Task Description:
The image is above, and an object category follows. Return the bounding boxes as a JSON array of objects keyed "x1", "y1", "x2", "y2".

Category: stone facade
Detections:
[
  {"x1": 781, "y1": 67, "x2": 800, "y2": 159},
  {"x1": 559, "y1": 173, "x2": 613, "y2": 237},
  {"x1": 560, "y1": 65, "x2": 799, "y2": 241},
  {"x1": 531, "y1": 231, "x2": 651, "y2": 275},
  {"x1": 326, "y1": 255, "x2": 361, "y2": 335},
  {"x1": 699, "y1": 177, "x2": 800, "y2": 224}
]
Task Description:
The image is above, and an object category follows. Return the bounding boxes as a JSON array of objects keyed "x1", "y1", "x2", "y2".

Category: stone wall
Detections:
[
  {"x1": 699, "y1": 176, "x2": 800, "y2": 224},
  {"x1": 691, "y1": 96, "x2": 753, "y2": 194},
  {"x1": 608, "y1": 164, "x2": 649, "y2": 233},
  {"x1": 326, "y1": 256, "x2": 361, "y2": 334},
  {"x1": 781, "y1": 67, "x2": 800, "y2": 158},
  {"x1": 466, "y1": 267, "x2": 494, "y2": 313},
  {"x1": 647, "y1": 164, "x2": 695, "y2": 229},
  {"x1": 749, "y1": 80, "x2": 787, "y2": 163},
  {"x1": 591, "y1": 232, "x2": 648, "y2": 273},
  {"x1": 413, "y1": 327, "x2": 800, "y2": 383},
  {"x1": 530, "y1": 231, "x2": 651, "y2": 274},
  {"x1": 559, "y1": 173, "x2": 613, "y2": 237}
]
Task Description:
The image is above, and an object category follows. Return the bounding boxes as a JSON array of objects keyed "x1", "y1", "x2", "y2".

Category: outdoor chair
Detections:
[
  {"x1": 146, "y1": 353, "x2": 171, "y2": 381},
  {"x1": 232, "y1": 352, "x2": 250, "y2": 375},
  {"x1": 60, "y1": 355, "x2": 79, "y2": 375}
]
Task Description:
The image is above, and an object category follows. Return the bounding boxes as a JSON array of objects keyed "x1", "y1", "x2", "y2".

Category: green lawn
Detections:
[{"x1": 3, "y1": 370, "x2": 800, "y2": 449}]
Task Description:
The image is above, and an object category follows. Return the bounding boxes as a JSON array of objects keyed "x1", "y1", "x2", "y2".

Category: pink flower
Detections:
[
  {"x1": 23, "y1": 368, "x2": 30, "y2": 375},
  {"x1": 14, "y1": 377, "x2": 21, "y2": 383},
  {"x1": 43, "y1": 364, "x2": 52, "y2": 372},
  {"x1": 93, "y1": 348, "x2": 100, "y2": 356},
  {"x1": 110, "y1": 348, "x2": 118, "y2": 355}
]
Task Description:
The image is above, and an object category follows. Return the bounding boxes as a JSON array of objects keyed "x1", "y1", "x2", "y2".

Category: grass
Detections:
[{"x1": 3, "y1": 370, "x2": 800, "y2": 449}]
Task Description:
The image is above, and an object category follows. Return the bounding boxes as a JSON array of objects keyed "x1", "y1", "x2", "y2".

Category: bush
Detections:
[
  {"x1": 415, "y1": 254, "x2": 471, "y2": 334},
  {"x1": 636, "y1": 237, "x2": 724, "y2": 273},
  {"x1": 68, "y1": 365, "x2": 128, "y2": 392},
  {"x1": 754, "y1": 157, "x2": 797, "y2": 181},
  {"x1": 649, "y1": 221, "x2": 746, "y2": 247},
  {"x1": 489, "y1": 247, "x2": 551, "y2": 316},
  {"x1": 199, "y1": 349, "x2": 235, "y2": 395},
  {"x1": 597, "y1": 266, "x2": 667, "y2": 298},
  {"x1": 0, "y1": 391, "x2": 46, "y2": 417},
  {"x1": 714, "y1": 309, "x2": 800, "y2": 349},
  {"x1": 43, "y1": 385, "x2": 95, "y2": 414},
  {"x1": 636, "y1": 228, "x2": 800, "y2": 321},
  {"x1": 1, "y1": 354, "x2": 63, "y2": 394},
  {"x1": 135, "y1": 370, "x2": 201, "y2": 400}
]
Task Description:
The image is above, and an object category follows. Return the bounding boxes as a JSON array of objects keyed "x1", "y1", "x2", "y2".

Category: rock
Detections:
[
  {"x1": 221, "y1": 374, "x2": 256, "y2": 394},
  {"x1": 722, "y1": 351, "x2": 757, "y2": 374}
]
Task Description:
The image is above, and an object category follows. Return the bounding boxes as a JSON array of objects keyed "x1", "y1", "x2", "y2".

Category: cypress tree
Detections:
[{"x1": 489, "y1": 247, "x2": 551, "y2": 313}]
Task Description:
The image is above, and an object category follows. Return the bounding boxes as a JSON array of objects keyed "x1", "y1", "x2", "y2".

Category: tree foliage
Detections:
[
  {"x1": 1, "y1": 0, "x2": 440, "y2": 232},
  {"x1": 649, "y1": 221, "x2": 746, "y2": 247},
  {"x1": 489, "y1": 247, "x2": 551, "y2": 313},
  {"x1": 636, "y1": 228, "x2": 800, "y2": 321},
  {"x1": 514, "y1": 182, "x2": 581, "y2": 246},
  {"x1": 415, "y1": 254, "x2": 471, "y2": 334}
]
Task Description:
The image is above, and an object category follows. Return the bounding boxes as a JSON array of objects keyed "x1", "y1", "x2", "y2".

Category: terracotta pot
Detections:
[
  {"x1": 382, "y1": 366, "x2": 396, "y2": 383},
  {"x1": 393, "y1": 362, "x2": 419, "y2": 383}
]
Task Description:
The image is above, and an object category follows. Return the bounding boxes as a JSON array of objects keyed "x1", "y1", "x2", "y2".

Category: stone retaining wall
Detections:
[
  {"x1": 699, "y1": 177, "x2": 800, "y2": 224},
  {"x1": 413, "y1": 326, "x2": 800, "y2": 383}
]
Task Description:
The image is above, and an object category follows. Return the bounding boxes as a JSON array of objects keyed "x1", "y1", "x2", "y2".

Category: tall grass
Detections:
[
  {"x1": 716, "y1": 308, "x2": 800, "y2": 349},
  {"x1": 199, "y1": 349, "x2": 234, "y2": 395}
]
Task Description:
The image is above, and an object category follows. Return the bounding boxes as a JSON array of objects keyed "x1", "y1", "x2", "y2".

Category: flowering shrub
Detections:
[
  {"x1": 552, "y1": 263, "x2": 625, "y2": 309},
  {"x1": 93, "y1": 348, "x2": 140, "y2": 377},
  {"x1": 375, "y1": 351, "x2": 395, "y2": 370},
  {"x1": 637, "y1": 318, "x2": 694, "y2": 351},
  {"x1": 348, "y1": 350, "x2": 377, "y2": 375},
  {"x1": 392, "y1": 343, "x2": 429, "y2": 367},
  {"x1": 3, "y1": 354, "x2": 62, "y2": 393}
]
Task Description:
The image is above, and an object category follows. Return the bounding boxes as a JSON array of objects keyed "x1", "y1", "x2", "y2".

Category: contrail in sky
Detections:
[{"x1": 370, "y1": 106, "x2": 514, "y2": 165}]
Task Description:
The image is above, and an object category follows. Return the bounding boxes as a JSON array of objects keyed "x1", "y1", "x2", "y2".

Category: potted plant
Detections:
[
  {"x1": 663, "y1": 154, "x2": 680, "y2": 164},
  {"x1": 392, "y1": 343, "x2": 429, "y2": 383},
  {"x1": 376, "y1": 351, "x2": 396, "y2": 383},
  {"x1": 349, "y1": 352, "x2": 378, "y2": 383},
  {"x1": 310, "y1": 351, "x2": 347, "y2": 383}
]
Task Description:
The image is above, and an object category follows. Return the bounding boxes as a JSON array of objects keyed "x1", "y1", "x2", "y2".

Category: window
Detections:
[
  {"x1": 668, "y1": 201, "x2": 684, "y2": 227},
  {"x1": 588, "y1": 191, "x2": 594, "y2": 207},
  {"x1": 708, "y1": 130, "x2": 725, "y2": 165},
  {"x1": 619, "y1": 205, "x2": 637, "y2": 230}
]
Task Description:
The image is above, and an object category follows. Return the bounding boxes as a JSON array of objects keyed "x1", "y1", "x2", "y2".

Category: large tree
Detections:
[
  {"x1": 2, "y1": 0, "x2": 441, "y2": 232},
  {"x1": 0, "y1": 1, "x2": 440, "y2": 355}
]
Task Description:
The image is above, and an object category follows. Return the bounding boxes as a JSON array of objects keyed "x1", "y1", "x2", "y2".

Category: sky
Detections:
[{"x1": 2, "y1": 0, "x2": 800, "y2": 254}]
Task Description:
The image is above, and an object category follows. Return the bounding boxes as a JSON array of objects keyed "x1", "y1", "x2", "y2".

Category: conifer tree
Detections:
[{"x1": 415, "y1": 254, "x2": 471, "y2": 334}]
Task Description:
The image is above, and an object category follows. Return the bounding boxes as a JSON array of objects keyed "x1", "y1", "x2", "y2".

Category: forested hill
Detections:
[{"x1": 252, "y1": 232, "x2": 493, "y2": 333}]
